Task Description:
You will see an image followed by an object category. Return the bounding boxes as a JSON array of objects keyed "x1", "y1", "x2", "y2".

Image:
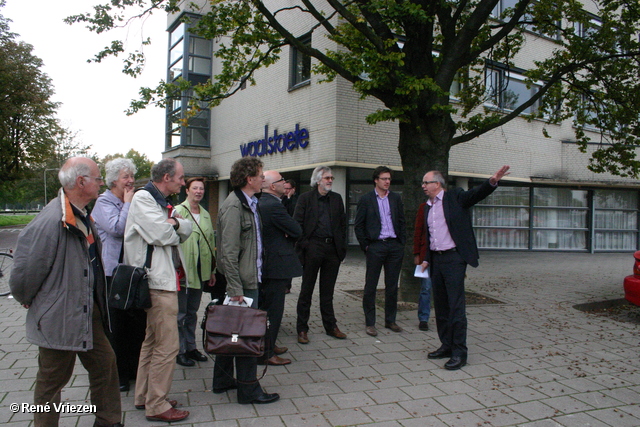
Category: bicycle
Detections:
[{"x1": 0, "y1": 249, "x2": 14, "y2": 296}]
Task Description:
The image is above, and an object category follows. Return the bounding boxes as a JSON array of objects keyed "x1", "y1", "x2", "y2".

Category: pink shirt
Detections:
[{"x1": 427, "y1": 190, "x2": 456, "y2": 251}]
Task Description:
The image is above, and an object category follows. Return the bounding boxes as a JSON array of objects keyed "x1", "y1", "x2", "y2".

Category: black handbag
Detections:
[{"x1": 108, "y1": 245, "x2": 153, "y2": 310}]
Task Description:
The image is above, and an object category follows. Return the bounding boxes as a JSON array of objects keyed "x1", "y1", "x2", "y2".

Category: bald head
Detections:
[{"x1": 262, "y1": 170, "x2": 285, "y2": 198}]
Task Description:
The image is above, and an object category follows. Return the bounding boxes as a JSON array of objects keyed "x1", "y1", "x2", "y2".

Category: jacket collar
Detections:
[
  {"x1": 143, "y1": 181, "x2": 173, "y2": 209},
  {"x1": 234, "y1": 188, "x2": 252, "y2": 209},
  {"x1": 59, "y1": 188, "x2": 78, "y2": 229}
]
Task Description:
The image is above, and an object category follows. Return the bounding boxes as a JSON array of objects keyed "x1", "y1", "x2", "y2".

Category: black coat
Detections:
[
  {"x1": 293, "y1": 187, "x2": 347, "y2": 262},
  {"x1": 424, "y1": 180, "x2": 497, "y2": 268},
  {"x1": 258, "y1": 193, "x2": 303, "y2": 279},
  {"x1": 354, "y1": 189, "x2": 406, "y2": 252}
]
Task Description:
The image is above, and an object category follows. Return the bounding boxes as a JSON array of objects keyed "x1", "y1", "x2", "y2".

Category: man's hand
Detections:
[
  {"x1": 229, "y1": 295, "x2": 244, "y2": 304},
  {"x1": 208, "y1": 273, "x2": 216, "y2": 287},
  {"x1": 489, "y1": 165, "x2": 510, "y2": 185},
  {"x1": 420, "y1": 261, "x2": 429, "y2": 272}
]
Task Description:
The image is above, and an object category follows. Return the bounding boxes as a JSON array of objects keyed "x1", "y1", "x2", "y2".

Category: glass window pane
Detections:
[
  {"x1": 473, "y1": 206, "x2": 529, "y2": 227},
  {"x1": 594, "y1": 189, "x2": 638, "y2": 209},
  {"x1": 169, "y1": 63, "x2": 182, "y2": 81},
  {"x1": 190, "y1": 37, "x2": 212, "y2": 57},
  {"x1": 533, "y1": 230, "x2": 587, "y2": 250},
  {"x1": 594, "y1": 231, "x2": 637, "y2": 250},
  {"x1": 533, "y1": 188, "x2": 588, "y2": 207},
  {"x1": 594, "y1": 210, "x2": 637, "y2": 230},
  {"x1": 189, "y1": 56, "x2": 211, "y2": 75},
  {"x1": 187, "y1": 128, "x2": 209, "y2": 146},
  {"x1": 170, "y1": 24, "x2": 184, "y2": 46},
  {"x1": 533, "y1": 208, "x2": 587, "y2": 228},
  {"x1": 476, "y1": 228, "x2": 529, "y2": 249},
  {"x1": 170, "y1": 40, "x2": 184, "y2": 65},
  {"x1": 478, "y1": 186, "x2": 530, "y2": 206}
]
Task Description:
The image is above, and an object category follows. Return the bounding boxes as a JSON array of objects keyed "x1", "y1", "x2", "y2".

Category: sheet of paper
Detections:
[
  {"x1": 414, "y1": 265, "x2": 430, "y2": 279},
  {"x1": 223, "y1": 295, "x2": 253, "y2": 307}
]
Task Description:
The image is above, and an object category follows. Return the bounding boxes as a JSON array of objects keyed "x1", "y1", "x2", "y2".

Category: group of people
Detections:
[{"x1": 9, "y1": 153, "x2": 509, "y2": 426}]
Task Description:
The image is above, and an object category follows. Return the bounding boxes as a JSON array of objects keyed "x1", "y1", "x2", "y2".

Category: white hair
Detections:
[
  {"x1": 310, "y1": 166, "x2": 332, "y2": 187},
  {"x1": 105, "y1": 158, "x2": 137, "y2": 188},
  {"x1": 58, "y1": 161, "x2": 91, "y2": 189}
]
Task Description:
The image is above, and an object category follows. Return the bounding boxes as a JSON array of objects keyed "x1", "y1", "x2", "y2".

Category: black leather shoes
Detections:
[
  {"x1": 239, "y1": 392, "x2": 280, "y2": 404},
  {"x1": 119, "y1": 381, "x2": 130, "y2": 392},
  {"x1": 428, "y1": 347, "x2": 452, "y2": 359},
  {"x1": 176, "y1": 353, "x2": 195, "y2": 367},
  {"x1": 212, "y1": 383, "x2": 238, "y2": 394},
  {"x1": 444, "y1": 356, "x2": 467, "y2": 370},
  {"x1": 186, "y1": 349, "x2": 208, "y2": 362},
  {"x1": 419, "y1": 321, "x2": 429, "y2": 331}
]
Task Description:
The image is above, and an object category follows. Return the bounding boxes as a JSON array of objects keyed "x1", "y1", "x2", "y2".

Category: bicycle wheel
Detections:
[{"x1": 0, "y1": 253, "x2": 14, "y2": 296}]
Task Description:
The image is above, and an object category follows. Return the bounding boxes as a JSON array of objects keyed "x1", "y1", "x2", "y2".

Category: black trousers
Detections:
[
  {"x1": 363, "y1": 239, "x2": 404, "y2": 326},
  {"x1": 259, "y1": 278, "x2": 288, "y2": 358},
  {"x1": 296, "y1": 239, "x2": 341, "y2": 333},
  {"x1": 431, "y1": 250, "x2": 468, "y2": 358}
]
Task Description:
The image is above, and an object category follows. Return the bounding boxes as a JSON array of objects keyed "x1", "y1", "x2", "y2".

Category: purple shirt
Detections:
[
  {"x1": 243, "y1": 191, "x2": 263, "y2": 284},
  {"x1": 92, "y1": 189, "x2": 131, "y2": 275},
  {"x1": 426, "y1": 190, "x2": 456, "y2": 251},
  {"x1": 376, "y1": 191, "x2": 397, "y2": 240}
]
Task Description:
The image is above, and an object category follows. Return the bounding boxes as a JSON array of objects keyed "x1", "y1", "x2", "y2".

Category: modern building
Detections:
[{"x1": 163, "y1": 1, "x2": 639, "y2": 252}]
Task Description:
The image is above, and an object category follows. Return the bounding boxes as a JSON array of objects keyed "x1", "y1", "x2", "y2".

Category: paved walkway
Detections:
[{"x1": 1, "y1": 249, "x2": 639, "y2": 426}]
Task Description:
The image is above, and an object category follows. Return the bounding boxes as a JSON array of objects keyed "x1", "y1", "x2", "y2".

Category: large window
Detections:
[
  {"x1": 532, "y1": 188, "x2": 588, "y2": 250},
  {"x1": 475, "y1": 187, "x2": 530, "y2": 249},
  {"x1": 290, "y1": 34, "x2": 311, "y2": 89},
  {"x1": 166, "y1": 14, "x2": 212, "y2": 149},
  {"x1": 594, "y1": 190, "x2": 638, "y2": 250},
  {"x1": 485, "y1": 65, "x2": 542, "y2": 115}
]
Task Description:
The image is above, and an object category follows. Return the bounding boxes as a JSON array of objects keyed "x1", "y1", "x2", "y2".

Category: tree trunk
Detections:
[{"x1": 397, "y1": 116, "x2": 454, "y2": 303}]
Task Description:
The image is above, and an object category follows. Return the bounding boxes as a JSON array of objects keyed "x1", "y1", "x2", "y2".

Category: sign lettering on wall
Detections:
[{"x1": 240, "y1": 124, "x2": 309, "y2": 157}]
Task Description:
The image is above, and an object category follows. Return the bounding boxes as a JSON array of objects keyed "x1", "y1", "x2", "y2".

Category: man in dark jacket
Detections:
[
  {"x1": 258, "y1": 170, "x2": 303, "y2": 365},
  {"x1": 11, "y1": 157, "x2": 122, "y2": 427},
  {"x1": 354, "y1": 166, "x2": 406, "y2": 337},
  {"x1": 415, "y1": 166, "x2": 510, "y2": 371},
  {"x1": 294, "y1": 166, "x2": 348, "y2": 344}
]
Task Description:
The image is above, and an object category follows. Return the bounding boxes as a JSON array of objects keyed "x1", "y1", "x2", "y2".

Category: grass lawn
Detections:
[{"x1": 0, "y1": 215, "x2": 35, "y2": 227}]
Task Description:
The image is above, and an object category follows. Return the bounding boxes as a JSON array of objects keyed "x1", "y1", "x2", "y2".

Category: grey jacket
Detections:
[
  {"x1": 10, "y1": 188, "x2": 108, "y2": 351},
  {"x1": 217, "y1": 189, "x2": 260, "y2": 297}
]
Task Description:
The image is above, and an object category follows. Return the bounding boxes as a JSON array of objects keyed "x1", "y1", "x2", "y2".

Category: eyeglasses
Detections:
[
  {"x1": 323, "y1": 176, "x2": 335, "y2": 181},
  {"x1": 273, "y1": 178, "x2": 285, "y2": 184},
  {"x1": 83, "y1": 175, "x2": 104, "y2": 183},
  {"x1": 422, "y1": 180, "x2": 438, "y2": 185}
]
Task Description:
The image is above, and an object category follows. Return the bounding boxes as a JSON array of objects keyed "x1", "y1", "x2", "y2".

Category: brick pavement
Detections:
[{"x1": 0, "y1": 249, "x2": 638, "y2": 426}]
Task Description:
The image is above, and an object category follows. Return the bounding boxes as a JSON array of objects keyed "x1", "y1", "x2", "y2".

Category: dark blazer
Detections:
[
  {"x1": 293, "y1": 187, "x2": 347, "y2": 262},
  {"x1": 416, "y1": 179, "x2": 497, "y2": 268},
  {"x1": 258, "y1": 193, "x2": 303, "y2": 279},
  {"x1": 354, "y1": 189, "x2": 406, "y2": 252}
]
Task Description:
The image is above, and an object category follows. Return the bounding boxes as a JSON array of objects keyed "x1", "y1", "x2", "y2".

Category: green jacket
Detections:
[{"x1": 176, "y1": 202, "x2": 215, "y2": 289}]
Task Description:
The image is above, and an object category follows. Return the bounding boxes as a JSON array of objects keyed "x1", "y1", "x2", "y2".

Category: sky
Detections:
[{"x1": 3, "y1": 0, "x2": 168, "y2": 162}]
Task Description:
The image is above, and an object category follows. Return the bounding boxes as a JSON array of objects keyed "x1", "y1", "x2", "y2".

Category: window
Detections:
[
  {"x1": 485, "y1": 65, "x2": 542, "y2": 115},
  {"x1": 594, "y1": 190, "x2": 639, "y2": 251},
  {"x1": 290, "y1": 34, "x2": 311, "y2": 89},
  {"x1": 165, "y1": 14, "x2": 212, "y2": 149},
  {"x1": 492, "y1": 0, "x2": 560, "y2": 39},
  {"x1": 574, "y1": 14, "x2": 602, "y2": 38},
  {"x1": 532, "y1": 188, "x2": 588, "y2": 250},
  {"x1": 475, "y1": 186, "x2": 531, "y2": 249}
]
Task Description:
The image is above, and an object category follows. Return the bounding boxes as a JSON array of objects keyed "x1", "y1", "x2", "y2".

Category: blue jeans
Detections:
[{"x1": 418, "y1": 277, "x2": 432, "y2": 322}]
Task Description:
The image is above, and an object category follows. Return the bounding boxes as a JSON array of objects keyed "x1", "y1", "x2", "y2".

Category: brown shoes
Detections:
[
  {"x1": 298, "y1": 331, "x2": 309, "y2": 344},
  {"x1": 258, "y1": 355, "x2": 291, "y2": 365},
  {"x1": 385, "y1": 322, "x2": 403, "y2": 333},
  {"x1": 327, "y1": 327, "x2": 347, "y2": 339},
  {"x1": 365, "y1": 326, "x2": 378, "y2": 336},
  {"x1": 145, "y1": 408, "x2": 189, "y2": 422},
  {"x1": 274, "y1": 346, "x2": 288, "y2": 355},
  {"x1": 135, "y1": 399, "x2": 178, "y2": 410}
]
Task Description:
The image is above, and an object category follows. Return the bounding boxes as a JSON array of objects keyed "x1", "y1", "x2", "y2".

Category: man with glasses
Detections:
[
  {"x1": 258, "y1": 171, "x2": 303, "y2": 365},
  {"x1": 11, "y1": 157, "x2": 123, "y2": 427},
  {"x1": 282, "y1": 179, "x2": 298, "y2": 217},
  {"x1": 355, "y1": 166, "x2": 406, "y2": 337},
  {"x1": 415, "y1": 166, "x2": 509, "y2": 371},
  {"x1": 294, "y1": 166, "x2": 348, "y2": 343}
]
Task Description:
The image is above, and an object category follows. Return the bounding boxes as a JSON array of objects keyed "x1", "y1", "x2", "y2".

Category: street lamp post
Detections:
[{"x1": 44, "y1": 168, "x2": 59, "y2": 206}]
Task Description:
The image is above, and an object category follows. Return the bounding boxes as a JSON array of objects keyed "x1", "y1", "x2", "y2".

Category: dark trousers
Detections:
[
  {"x1": 108, "y1": 307, "x2": 146, "y2": 386},
  {"x1": 178, "y1": 286, "x2": 204, "y2": 354},
  {"x1": 259, "y1": 278, "x2": 288, "y2": 358},
  {"x1": 296, "y1": 239, "x2": 341, "y2": 333},
  {"x1": 212, "y1": 288, "x2": 264, "y2": 402},
  {"x1": 431, "y1": 250, "x2": 468, "y2": 357},
  {"x1": 363, "y1": 239, "x2": 404, "y2": 326},
  {"x1": 35, "y1": 304, "x2": 121, "y2": 427}
]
